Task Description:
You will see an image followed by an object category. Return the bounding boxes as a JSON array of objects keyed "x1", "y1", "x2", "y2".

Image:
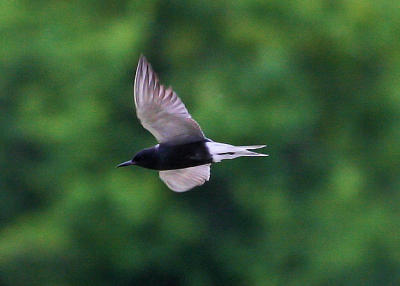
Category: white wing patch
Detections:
[
  {"x1": 159, "y1": 164, "x2": 211, "y2": 192},
  {"x1": 134, "y1": 56, "x2": 205, "y2": 143}
]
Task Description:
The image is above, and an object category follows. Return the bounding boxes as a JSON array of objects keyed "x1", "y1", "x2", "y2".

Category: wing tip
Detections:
[
  {"x1": 135, "y1": 54, "x2": 158, "y2": 85},
  {"x1": 135, "y1": 54, "x2": 148, "y2": 77},
  {"x1": 138, "y1": 54, "x2": 147, "y2": 65},
  {"x1": 134, "y1": 54, "x2": 144, "y2": 85}
]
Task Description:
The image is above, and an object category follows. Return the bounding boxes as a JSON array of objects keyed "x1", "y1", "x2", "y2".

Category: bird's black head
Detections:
[{"x1": 117, "y1": 147, "x2": 158, "y2": 170}]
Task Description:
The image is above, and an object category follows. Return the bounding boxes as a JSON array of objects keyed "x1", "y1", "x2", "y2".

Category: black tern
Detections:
[{"x1": 118, "y1": 55, "x2": 268, "y2": 192}]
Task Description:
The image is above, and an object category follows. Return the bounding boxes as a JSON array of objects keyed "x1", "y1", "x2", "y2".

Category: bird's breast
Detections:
[{"x1": 157, "y1": 140, "x2": 212, "y2": 170}]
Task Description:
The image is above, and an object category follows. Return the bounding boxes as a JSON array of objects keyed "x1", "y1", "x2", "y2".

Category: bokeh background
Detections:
[{"x1": 1, "y1": 1, "x2": 400, "y2": 285}]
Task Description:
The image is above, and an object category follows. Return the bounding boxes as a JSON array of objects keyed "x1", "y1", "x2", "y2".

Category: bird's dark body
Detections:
[{"x1": 133, "y1": 139, "x2": 213, "y2": 171}]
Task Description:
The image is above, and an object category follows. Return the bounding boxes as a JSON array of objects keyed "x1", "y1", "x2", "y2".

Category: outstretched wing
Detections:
[
  {"x1": 134, "y1": 55, "x2": 205, "y2": 144},
  {"x1": 159, "y1": 164, "x2": 211, "y2": 192}
]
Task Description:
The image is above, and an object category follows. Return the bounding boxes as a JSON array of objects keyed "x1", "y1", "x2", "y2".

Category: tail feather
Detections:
[
  {"x1": 236, "y1": 150, "x2": 269, "y2": 157},
  {"x1": 206, "y1": 142, "x2": 268, "y2": 163},
  {"x1": 237, "y1": 145, "x2": 266, "y2": 150}
]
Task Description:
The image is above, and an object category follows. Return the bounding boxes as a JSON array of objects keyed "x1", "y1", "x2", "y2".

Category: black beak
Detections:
[{"x1": 117, "y1": 160, "x2": 135, "y2": 168}]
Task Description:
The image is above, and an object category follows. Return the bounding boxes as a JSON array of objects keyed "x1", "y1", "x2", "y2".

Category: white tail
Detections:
[
  {"x1": 237, "y1": 145, "x2": 266, "y2": 150},
  {"x1": 206, "y1": 142, "x2": 268, "y2": 163}
]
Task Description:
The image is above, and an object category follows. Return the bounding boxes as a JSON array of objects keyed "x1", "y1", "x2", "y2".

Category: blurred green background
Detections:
[{"x1": 1, "y1": 0, "x2": 400, "y2": 285}]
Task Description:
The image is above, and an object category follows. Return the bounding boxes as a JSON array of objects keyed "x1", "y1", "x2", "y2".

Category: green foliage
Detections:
[{"x1": 1, "y1": 0, "x2": 400, "y2": 285}]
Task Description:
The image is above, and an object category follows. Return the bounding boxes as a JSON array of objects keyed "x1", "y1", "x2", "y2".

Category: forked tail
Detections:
[{"x1": 205, "y1": 142, "x2": 268, "y2": 163}]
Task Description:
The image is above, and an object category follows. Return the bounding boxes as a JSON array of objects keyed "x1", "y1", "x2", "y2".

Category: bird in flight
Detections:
[{"x1": 118, "y1": 55, "x2": 268, "y2": 192}]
